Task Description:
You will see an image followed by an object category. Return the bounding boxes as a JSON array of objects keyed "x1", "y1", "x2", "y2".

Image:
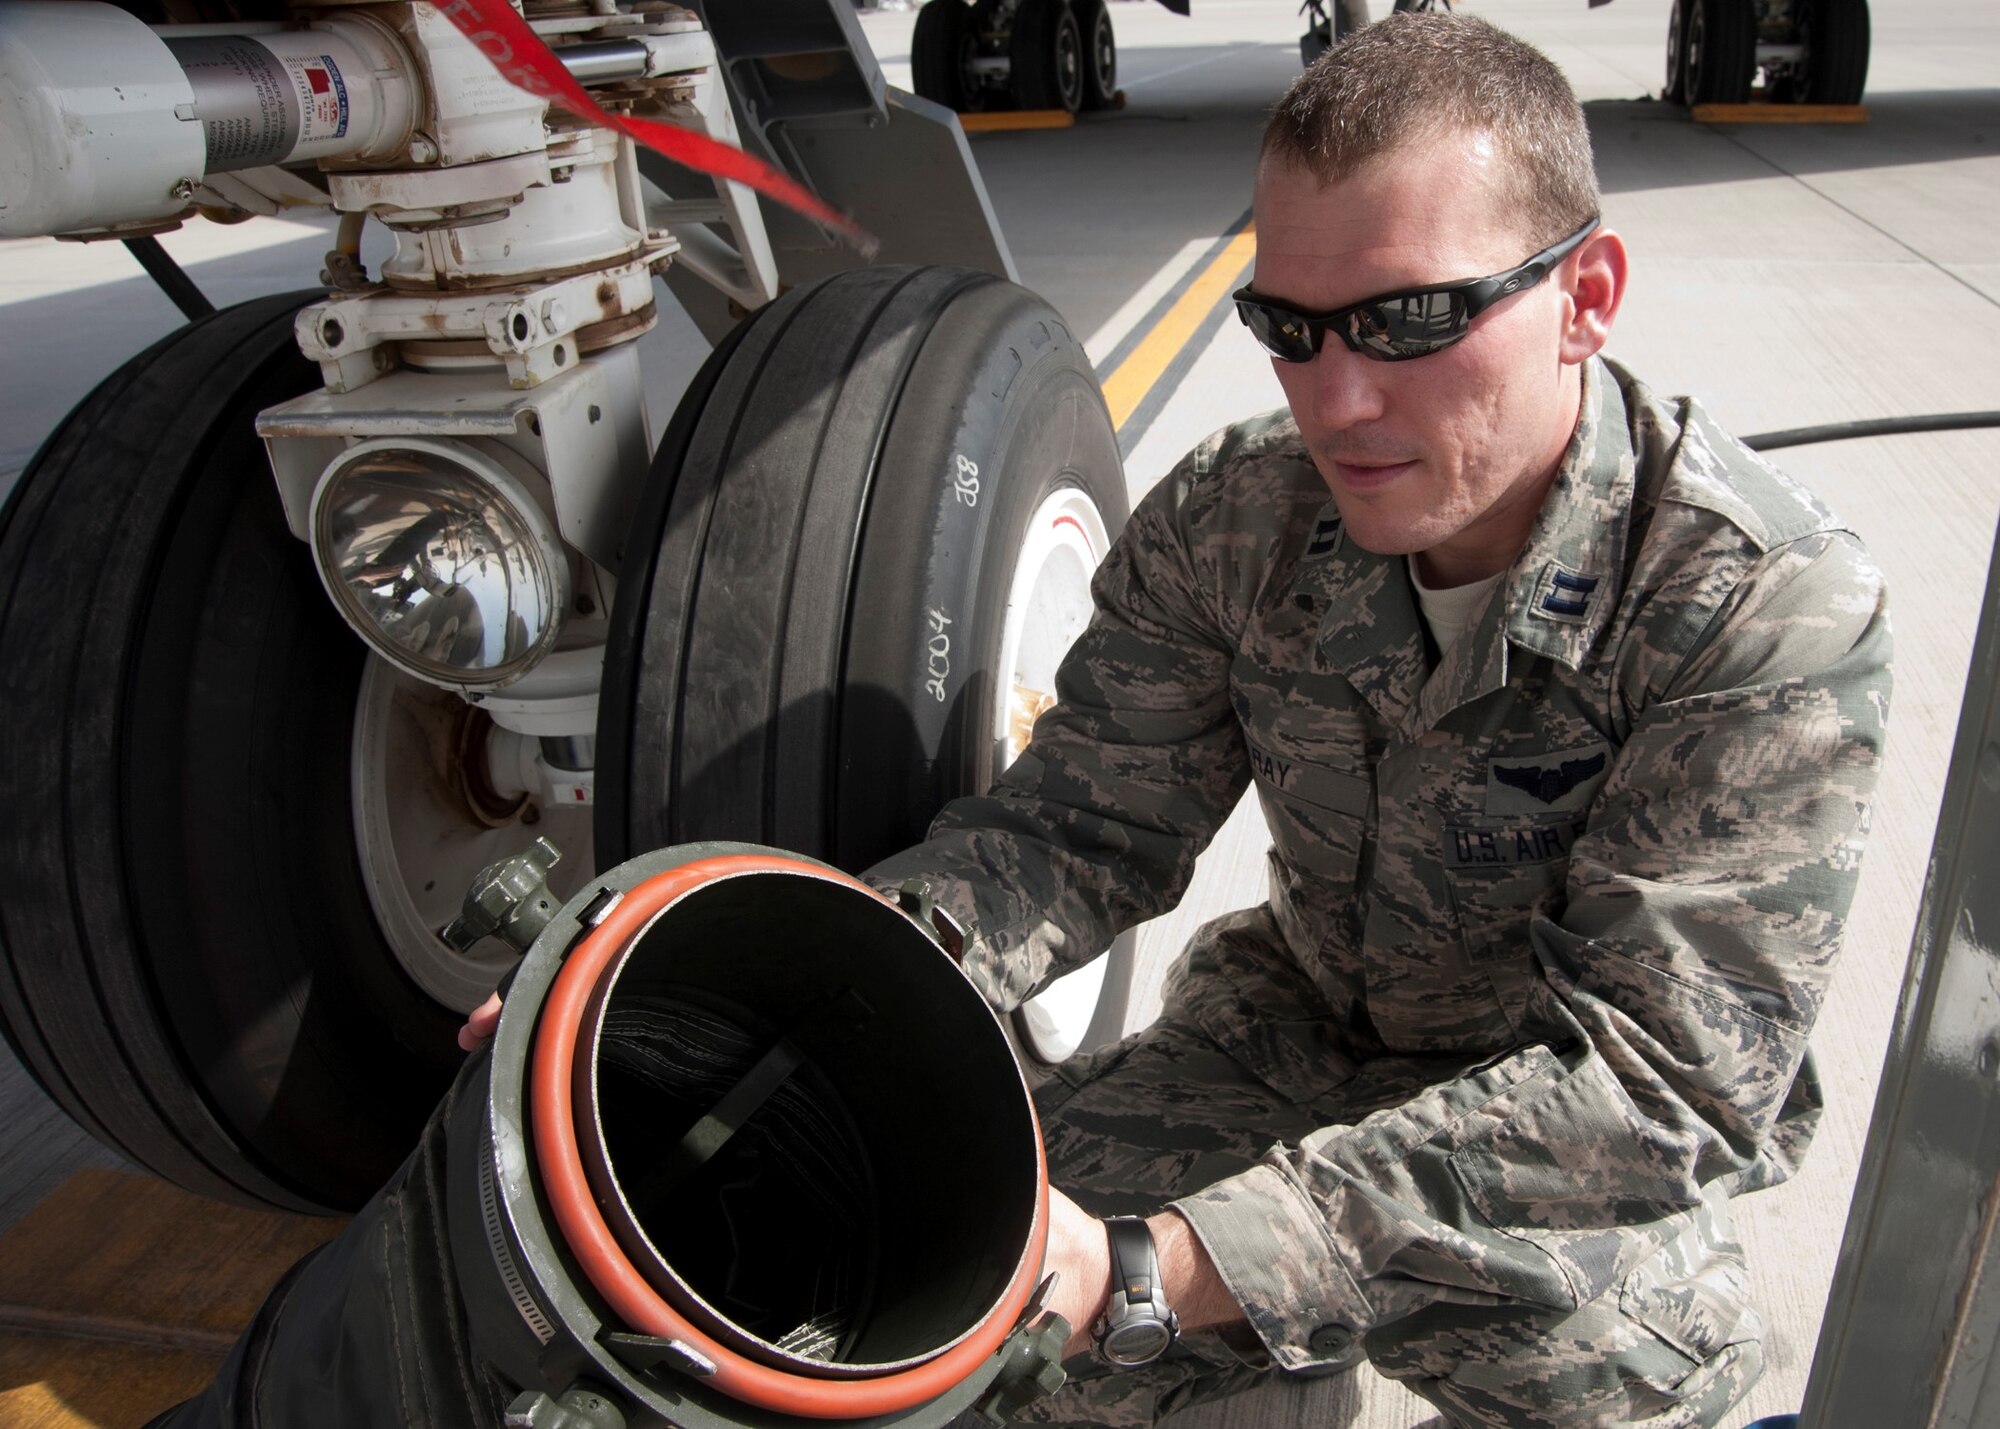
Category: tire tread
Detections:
[
  {"x1": 911, "y1": 0, "x2": 970, "y2": 110},
  {"x1": 0, "y1": 294, "x2": 462, "y2": 1211},
  {"x1": 600, "y1": 267, "x2": 1128, "y2": 879}
]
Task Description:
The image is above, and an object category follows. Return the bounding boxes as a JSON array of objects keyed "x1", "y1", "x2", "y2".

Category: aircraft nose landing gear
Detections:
[{"x1": 0, "y1": 0, "x2": 1134, "y2": 1221}]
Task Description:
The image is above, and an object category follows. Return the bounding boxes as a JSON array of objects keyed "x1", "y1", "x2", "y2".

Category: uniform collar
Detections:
[
  {"x1": 1292, "y1": 357, "x2": 1632, "y2": 737},
  {"x1": 1498, "y1": 356, "x2": 1633, "y2": 673},
  {"x1": 1295, "y1": 509, "x2": 1428, "y2": 730}
]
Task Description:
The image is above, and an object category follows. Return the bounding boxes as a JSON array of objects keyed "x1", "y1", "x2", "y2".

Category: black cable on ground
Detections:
[
  {"x1": 1744, "y1": 413, "x2": 2000, "y2": 452},
  {"x1": 122, "y1": 237, "x2": 215, "y2": 322}
]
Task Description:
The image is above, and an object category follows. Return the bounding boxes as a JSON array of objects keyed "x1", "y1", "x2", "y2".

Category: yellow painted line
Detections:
[
  {"x1": 1100, "y1": 222, "x2": 1257, "y2": 432},
  {"x1": 959, "y1": 109, "x2": 1076, "y2": 132}
]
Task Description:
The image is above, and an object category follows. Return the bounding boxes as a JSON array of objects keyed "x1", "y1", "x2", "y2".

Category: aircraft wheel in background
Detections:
[
  {"x1": 1684, "y1": 0, "x2": 1756, "y2": 105},
  {"x1": 912, "y1": 0, "x2": 973, "y2": 111},
  {"x1": 1011, "y1": 0, "x2": 1085, "y2": 114},
  {"x1": 1664, "y1": 0, "x2": 1690, "y2": 102},
  {"x1": 1800, "y1": 0, "x2": 1870, "y2": 104},
  {"x1": 1076, "y1": 0, "x2": 1119, "y2": 111}
]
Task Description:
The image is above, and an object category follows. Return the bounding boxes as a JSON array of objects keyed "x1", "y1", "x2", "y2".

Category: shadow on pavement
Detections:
[{"x1": 1590, "y1": 88, "x2": 2000, "y2": 196}]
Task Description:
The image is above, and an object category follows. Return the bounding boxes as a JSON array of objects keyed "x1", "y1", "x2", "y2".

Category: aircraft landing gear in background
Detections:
[
  {"x1": 912, "y1": 0, "x2": 1121, "y2": 115},
  {"x1": 1667, "y1": 0, "x2": 1870, "y2": 108},
  {"x1": 1298, "y1": 0, "x2": 1446, "y2": 70},
  {"x1": 1765, "y1": 0, "x2": 1871, "y2": 105},
  {"x1": 1299, "y1": 0, "x2": 1367, "y2": 67}
]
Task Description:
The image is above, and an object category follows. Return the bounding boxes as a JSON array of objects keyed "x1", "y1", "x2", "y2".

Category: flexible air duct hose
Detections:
[{"x1": 153, "y1": 844, "x2": 1067, "y2": 1429}]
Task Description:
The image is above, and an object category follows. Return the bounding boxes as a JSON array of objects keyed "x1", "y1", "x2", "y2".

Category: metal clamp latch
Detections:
[
  {"x1": 896, "y1": 877, "x2": 968, "y2": 960},
  {"x1": 443, "y1": 837, "x2": 564, "y2": 955}
]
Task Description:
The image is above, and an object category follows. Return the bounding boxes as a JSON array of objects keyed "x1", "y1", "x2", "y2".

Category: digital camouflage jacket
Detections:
[{"x1": 867, "y1": 356, "x2": 1892, "y2": 1371}]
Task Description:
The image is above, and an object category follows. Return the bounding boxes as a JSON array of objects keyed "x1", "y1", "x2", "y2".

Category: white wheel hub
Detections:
[
  {"x1": 996, "y1": 486, "x2": 1120, "y2": 1064},
  {"x1": 994, "y1": 486, "x2": 1108, "y2": 769},
  {"x1": 352, "y1": 657, "x2": 594, "y2": 1012}
]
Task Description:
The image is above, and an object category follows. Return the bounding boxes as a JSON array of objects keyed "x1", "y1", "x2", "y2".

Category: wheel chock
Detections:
[
  {"x1": 1690, "y1": 103, "x2": 1869, "y2": 124},
  {"x1": 959, "y1": 109, "x2": 1077, "y2": 132}
]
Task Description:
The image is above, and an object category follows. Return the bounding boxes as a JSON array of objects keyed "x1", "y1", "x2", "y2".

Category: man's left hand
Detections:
[{"x1": 1043, "y1": 1186, "x2": 1114, "y2": 1359}]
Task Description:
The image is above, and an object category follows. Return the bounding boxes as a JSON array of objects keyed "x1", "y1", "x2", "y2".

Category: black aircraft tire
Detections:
[
  {"x1": 1802, "y1": 0, "x2": 1869, "y2": 104},
  {"x1": 1685, "y1": 0, "x2": 1755, "y2": 105},
  {"x1": 0, "y1": 295, "x2": 465, "y2": 1213},
  {"x1": 596, "y1": 265, "x2": 1128, "y2": 876},
  {"x1": 912, "y1": 0, "x2": 971, "y2": 111},
  {"x1": 1011, "y1": 0, "x2": 1085, "y2": 115},
  {"x1": 1663, "y1": 0, "x2": 1689, "y2": 103},
  {"x1": 1076, "y1": 0, "x2": 1118, "y2": 111}
]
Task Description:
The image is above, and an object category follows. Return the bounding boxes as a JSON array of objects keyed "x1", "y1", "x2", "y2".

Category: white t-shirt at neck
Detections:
[{"x1": 1407, "y1": 557, "x2": 1504, "y2": 658}]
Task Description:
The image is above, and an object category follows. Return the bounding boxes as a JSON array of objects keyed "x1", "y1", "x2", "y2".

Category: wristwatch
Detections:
[{"x1": 1092, "y1": 1217, "x2": 1180, "y2": 1368}]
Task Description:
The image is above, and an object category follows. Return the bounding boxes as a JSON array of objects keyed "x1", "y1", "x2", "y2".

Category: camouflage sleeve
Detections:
[
  {"x1": 865, "y1": 447, "x2": 1256, "y2": 1013},
  {"x1": 1173, "y1": 530, "x2": 1892, "y2": 1371}
]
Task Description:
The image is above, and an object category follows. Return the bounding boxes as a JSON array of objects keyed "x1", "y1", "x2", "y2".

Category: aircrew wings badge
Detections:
[{"x1": 1484, "y1": 742, "x2": 1612, "y2": 816}]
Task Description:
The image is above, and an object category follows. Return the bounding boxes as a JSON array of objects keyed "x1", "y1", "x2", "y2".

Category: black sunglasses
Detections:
[{"x1": 1233, "y1": 217, "x2": 1601, "y2": 364}]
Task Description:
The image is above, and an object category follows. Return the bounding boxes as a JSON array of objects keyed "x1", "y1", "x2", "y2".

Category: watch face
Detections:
[{"x1": 1103, "y1": 1319, "x2": 1174, "y2": 1366}]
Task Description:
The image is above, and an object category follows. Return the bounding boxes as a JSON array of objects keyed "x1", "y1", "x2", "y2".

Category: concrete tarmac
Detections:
[{"x1": 2, "y1": 0, "x2": 1998, "y2": 1422}]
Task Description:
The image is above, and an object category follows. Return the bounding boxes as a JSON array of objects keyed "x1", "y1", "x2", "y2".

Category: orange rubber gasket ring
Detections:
[{"x1": 530, "y1": 851, "x2": 1050, "y2": 1420}]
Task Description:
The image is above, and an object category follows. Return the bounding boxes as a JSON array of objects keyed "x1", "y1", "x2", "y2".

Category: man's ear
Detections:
[{"x1": 1558, "y1": 226, "x2": 1628, "y2": 365}]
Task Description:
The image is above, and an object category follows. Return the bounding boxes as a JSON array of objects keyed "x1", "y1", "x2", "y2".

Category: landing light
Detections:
[{"x1": 310, "y1": 438, "x2": 568, "y2": 687}]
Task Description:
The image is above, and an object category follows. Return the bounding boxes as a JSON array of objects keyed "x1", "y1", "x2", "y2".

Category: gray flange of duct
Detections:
[{"x1": 444, "y1": 842, "x2": 1068, "y2": 1428}]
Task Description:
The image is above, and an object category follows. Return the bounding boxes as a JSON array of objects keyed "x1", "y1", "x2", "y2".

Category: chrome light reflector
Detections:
[{"x1": 311, "y1": 438, "x2": 568, "y2": 687}]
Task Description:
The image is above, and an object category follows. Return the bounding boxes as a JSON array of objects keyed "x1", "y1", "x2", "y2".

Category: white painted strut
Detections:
[
  {"x1": 0, "y1": 2, "x2": 205, "y2": 236},
  {"x1": 0, "y1": 0, "x2": 415, "y2": 236},
  {"x1": 0, "y1": 0, "x2": 722, "y2": 240}
]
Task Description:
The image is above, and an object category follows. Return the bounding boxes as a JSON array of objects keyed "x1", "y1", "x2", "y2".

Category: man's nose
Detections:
[{"x1": 1309, "y1": 342, "x2": 1388, "y2": 430}]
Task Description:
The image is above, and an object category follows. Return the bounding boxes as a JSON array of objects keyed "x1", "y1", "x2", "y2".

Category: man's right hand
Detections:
[{"x1": 458, "y1": 991, "x2": 503, "y2": 1052}]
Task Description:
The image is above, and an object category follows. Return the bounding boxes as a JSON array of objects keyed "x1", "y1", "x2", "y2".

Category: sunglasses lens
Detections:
[
  {"x1": 1237, "y1": 300, "x2": 1317, "y2": 363},
  {"x1": 1239, "y1": 287, "x2": 1478, "y2": 363},
  {"x1": 1352, "y1": 290, "x2": 1470, "y2": 360}
]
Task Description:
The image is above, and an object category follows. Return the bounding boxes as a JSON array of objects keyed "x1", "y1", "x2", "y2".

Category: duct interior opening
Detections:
[{"x1": 589, "y1": 871, "x2": 1040, "y2": 1373}]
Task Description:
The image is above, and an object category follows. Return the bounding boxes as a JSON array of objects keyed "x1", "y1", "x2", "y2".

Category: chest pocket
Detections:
[
  {"x1": 1251, "y1": 748, "x2": 1369, "y2": 883},
  {"x1": 1251, "y1": 750, "x2": 1368, "y2": 965},
  {"x1": 1442, "y1": 811, "x2": 1579, "y2": 1035}
]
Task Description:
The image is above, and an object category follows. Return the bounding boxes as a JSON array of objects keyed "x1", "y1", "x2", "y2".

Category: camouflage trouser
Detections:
[{"x1": 1005, "y1": 971, "x2": 1766, "y2": 1426}]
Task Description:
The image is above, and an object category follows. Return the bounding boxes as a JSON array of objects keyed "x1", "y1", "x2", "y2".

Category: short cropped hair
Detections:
[{"x1": 1262, "y1": 14, "x2": 1600, "y2": 249}]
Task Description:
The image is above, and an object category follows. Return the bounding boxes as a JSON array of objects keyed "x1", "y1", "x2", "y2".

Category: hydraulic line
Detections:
[{"x1": 1744, "y1": 413, "x2": 2000, "y2": 452}]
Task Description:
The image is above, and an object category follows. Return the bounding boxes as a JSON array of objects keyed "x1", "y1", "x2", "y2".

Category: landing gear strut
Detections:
[{"x1": 1299, "y1": 0, "x2": 1446, "y2": 70}]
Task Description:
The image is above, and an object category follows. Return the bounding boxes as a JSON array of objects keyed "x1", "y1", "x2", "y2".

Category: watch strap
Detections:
[
  {"x1": 1094, "y1": 1216, "x2": 1178, "y2": 1368},
  {"x1": 1105, "y1": 1216, "x2": 1161, "y2": 1307}
]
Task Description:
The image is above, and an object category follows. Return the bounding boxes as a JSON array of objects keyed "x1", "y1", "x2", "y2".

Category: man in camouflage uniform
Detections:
[{"x1": 869, "y1": 14, "x2": 1891, "y2": 1428}]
